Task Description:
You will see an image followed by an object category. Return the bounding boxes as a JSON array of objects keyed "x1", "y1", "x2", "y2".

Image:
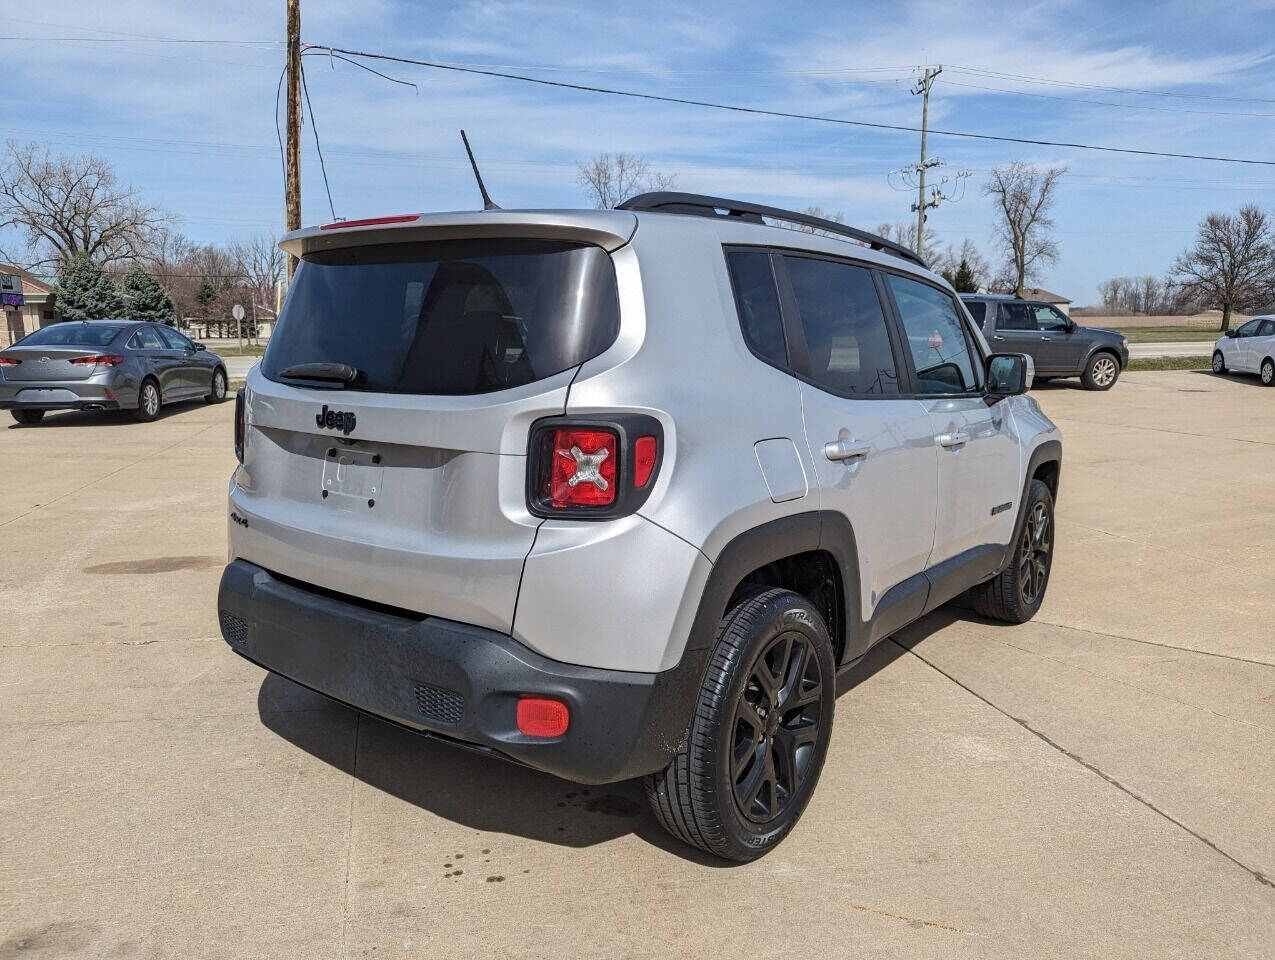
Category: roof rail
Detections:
[{"x1": 617, "y1": 191, "x2": 927, "y2": 269}]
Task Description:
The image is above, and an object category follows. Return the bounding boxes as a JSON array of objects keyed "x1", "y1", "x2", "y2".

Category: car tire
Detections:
[
  {"x1": 1212, "y1": 350, "x2": 1226, "y2": 375},
  {"x1": 205, "y1": 367, "x2": 228, "y2": 404},
  {"x1": 134, "y1": 378, "x2": 161, "y2": 422},
  {"x1": 968, "y1": 478, "x2": 1054, "y2": 624},
  {"x1": 1262, "y1": 358, "x2": 1275, "y2": 386},
  {"x1": 1081, "y1": 352, "x2": 1120, "y2": 390},
  {"x1": 644, "y1": 587, "x2": 835, "y2": 862},
  {"x1": 11, "y1": 409, "x2": 45, "y2": 425}
]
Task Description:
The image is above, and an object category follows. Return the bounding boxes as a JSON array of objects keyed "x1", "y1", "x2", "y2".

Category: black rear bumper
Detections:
[{"x1": 217, "y1": 560, "x2": 703, "y2": 784}]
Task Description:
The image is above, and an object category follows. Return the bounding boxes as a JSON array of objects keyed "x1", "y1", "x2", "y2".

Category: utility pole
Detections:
[
  {"x1": 912, "y1": 65, "x2": 941, "y2": 261},
  {"x1": 285, "y1": 0, "x2": 301, "y2": 281}
]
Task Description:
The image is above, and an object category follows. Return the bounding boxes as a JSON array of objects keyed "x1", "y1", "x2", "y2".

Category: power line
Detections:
[
  {"x1": 0, "y1": 35, "x2": 278, "y2": 45},
  {"x1": 310, "y1": 45, "x2": 1275, "y2": 167}
]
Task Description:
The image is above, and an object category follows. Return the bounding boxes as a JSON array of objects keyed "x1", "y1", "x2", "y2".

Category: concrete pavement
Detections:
[{"x1": 2, "y1": 371, "x2": 1272, "y2": 959}]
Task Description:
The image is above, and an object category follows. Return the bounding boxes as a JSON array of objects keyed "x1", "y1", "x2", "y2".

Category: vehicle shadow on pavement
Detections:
[
  {"x1": 255, "y1": 673, "x2": 731, "y2": 866},
  {"x1": 254, "y1": 605, "x2": 985, "y2": 866}
]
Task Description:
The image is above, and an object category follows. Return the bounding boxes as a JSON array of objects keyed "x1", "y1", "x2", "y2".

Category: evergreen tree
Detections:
[
  {"x1": 55, "y1": 255, "x2": 124, "y2": 321},
  {"x1": 952, "y1": 258, "x2": 979, "y2": 293},
  {"x1": 118, "y1": 265, "x2": 175, "y2": 324},
  {"x1": 195, "y1": 280, "x2": 217, "y2": 310}
]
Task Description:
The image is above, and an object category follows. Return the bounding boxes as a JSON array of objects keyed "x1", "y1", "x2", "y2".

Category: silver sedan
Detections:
[{"x1": 0, "y1": 320, "x2": 228, "y2": 424}]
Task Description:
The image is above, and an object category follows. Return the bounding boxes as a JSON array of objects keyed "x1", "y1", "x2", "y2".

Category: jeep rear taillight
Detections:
[
  {"x1": 234, "y1": 391, "x2": 245, "y2": 463},
  {"x1": 527, "y1": 416, "x2": 664, "y2": 519},
  {"x1": 544, "y1": 428, "x2": 618, "y2": 508}
]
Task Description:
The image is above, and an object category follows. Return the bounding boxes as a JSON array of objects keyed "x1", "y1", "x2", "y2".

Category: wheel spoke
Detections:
[
  {"x1": 733, "y1": 733, "x2": 762, "y2": 779},
  {"x1": 737, "y1": 700, "x2": 765, "y2": 733},
  {"x1": 764, "y1": 751, "x2": 779, "y2": 815},
  {"x1": 777, "y1": 638, "x2": 808, "y2": 708},
  {"x1": 786, "y1": 677, "x2": 822, "y2": 712},
  {"x1": 736, "y1": 750, "x2": 768, "y2": 813}
]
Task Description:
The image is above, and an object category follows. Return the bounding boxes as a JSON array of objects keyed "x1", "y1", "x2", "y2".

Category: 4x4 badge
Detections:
[{"x1": 316, "y1": 404, "x2": 357, "y2": 435}]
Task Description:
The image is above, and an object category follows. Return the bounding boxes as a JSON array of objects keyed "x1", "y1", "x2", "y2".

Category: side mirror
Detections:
[
  {"x1": 1225, "y1": 330, "x2": 1237, "y2": 339},
  {"x1": 986, "y1": 353, "x2": 1033, "y2": 398},
  {"x1": 194, "y1": 342, "x2": 207, "y2": 351}
]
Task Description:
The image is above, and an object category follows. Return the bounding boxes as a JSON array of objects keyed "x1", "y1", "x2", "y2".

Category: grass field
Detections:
[
  {"x1": 1126, "y1": 355, "x2": 1211, "y2": 371},
  {"x1": 1109, "y1": 326, "x2": 1222, "y2": 343},
  {"x1": 210, "y1": 344, "x2": 266, "y2": 357}
]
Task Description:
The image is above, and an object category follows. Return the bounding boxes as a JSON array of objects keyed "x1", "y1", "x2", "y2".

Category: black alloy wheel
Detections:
[
  {"x1": 1019, "y1": 499, "x2": 1052, "y2": 607},
  {"x1": 730, "y1": 631, "x2": 824, "y2": 824}
]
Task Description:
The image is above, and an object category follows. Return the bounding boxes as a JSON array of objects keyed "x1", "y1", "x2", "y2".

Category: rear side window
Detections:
[
  {"x1": 996, "y1": 303, "x2": 1036, "y2": 330},
  {"x1": 726, "y1": 251, "x2": 787, "y2": 367},
  {"x1": 16, "y1": 323, "x2": 124, "y2": 348},
  {"x1": 785, "y1": 256, "x2": 899, "y2": 396},
  {"x1": 263, "y1": 239, "x2": 619, "y2": 395},
  {"x1": 1259, "y1": 319, "x2": 1275, "y2": 336},
  {"x1": 132, "y1": 327, "x2": 166, "y2": 349},
  {"x1": 887, "y1": 274, "x2": 981, "y2": 395}
]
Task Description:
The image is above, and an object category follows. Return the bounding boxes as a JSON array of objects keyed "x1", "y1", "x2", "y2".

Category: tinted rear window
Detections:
[
  {"x1": 726, "y1": 250, "x2": 787, "y2": 367},
  {"x1": 263, "y1": 239, "x2": 620, "y2": 395},
  {"x1": 16, "y1": 323, "x2": 125, "y2": 347}
]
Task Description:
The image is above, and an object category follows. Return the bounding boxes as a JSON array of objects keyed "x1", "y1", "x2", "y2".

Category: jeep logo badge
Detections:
[{"x1": 316, "y1": 404, "x2": 357, "y2": 435}]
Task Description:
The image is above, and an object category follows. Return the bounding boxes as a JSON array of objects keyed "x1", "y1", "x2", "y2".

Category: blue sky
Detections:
[{"x1": 5, "y1": 0, "x2": 1275, "y2": 303}]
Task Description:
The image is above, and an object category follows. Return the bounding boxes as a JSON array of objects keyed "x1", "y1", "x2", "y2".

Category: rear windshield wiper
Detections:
[{"x1": 276, "y1": 362, "x2": 366, "y2": 386}]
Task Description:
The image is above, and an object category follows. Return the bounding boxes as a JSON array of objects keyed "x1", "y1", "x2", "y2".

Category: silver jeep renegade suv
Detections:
[{"x1": 218, "y1": 193, "x2": 1062, "y2": 861}]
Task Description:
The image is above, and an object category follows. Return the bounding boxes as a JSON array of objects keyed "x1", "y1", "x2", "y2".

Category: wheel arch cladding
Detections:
[
  {"x1": 684, "y1": 512, "x2": 859, "y2": 670},
  {"x1": 999, "y1": 439, "x2": 1062, "y2": 575}
]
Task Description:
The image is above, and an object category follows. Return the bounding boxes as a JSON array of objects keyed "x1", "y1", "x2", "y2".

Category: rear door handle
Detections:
[
  {"x1": 937, "y1": 432, "x2": 970, "y2": 448},
  {"x1": 824, "y1": 438, "x2": 871, "y2": 461}
]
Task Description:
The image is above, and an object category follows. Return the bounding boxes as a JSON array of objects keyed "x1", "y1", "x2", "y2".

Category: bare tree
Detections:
[
  {"x1": 0, "y1": 141, "x2": 172, "y2": 267},
  {"x1": 874, "y1": 220, "x2": 940, "y2": 257},
  {"x1": 984, "y1": 162, "x2": 1066, "y2": 297},
  {"x1": 1097, "y1": 275, "x2": 1175, "y2": 315},
  {"x1": 781, "y1": 206, "x2": 846, "y2": 237},
  {"x1": 1168, "y1": 205, "x2": 1275, "y2": 331},
  {"x1": 576, "y1": 153, "x2": 676, "y2": 209},
  {"x1": 227, "y1": 234, "x2": 284, "y2": 312},
  {"x1": 931, "y1": 238, "x2": 990, "y2": 290}
]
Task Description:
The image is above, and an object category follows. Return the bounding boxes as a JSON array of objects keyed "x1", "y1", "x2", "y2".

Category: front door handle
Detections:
[
  {"x1": 992, "y1": 335, "x2": 1005, "y2": 341},
  {"x1": 1040, "y1": 336, "x2": 1052, "y2": 342},
  {"x1": 824, "y1": 438, "x2": 871, "y2": 462},
  {"x1": 936, "y1": 432, "x2": 970, "y2": 448}
]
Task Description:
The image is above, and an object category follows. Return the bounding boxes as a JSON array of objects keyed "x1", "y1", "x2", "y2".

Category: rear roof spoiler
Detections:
[{"x1": 280, "y1": 209, "x2": 639, "y2": 258}]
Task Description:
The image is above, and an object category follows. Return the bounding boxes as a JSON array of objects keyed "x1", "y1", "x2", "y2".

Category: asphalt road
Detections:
[
  {"x1": 2, "y1": 371, "x2": 1272, "y2": 959},
  {"x1": 1126, "y1": 341, "x2": 1216, "y2": 358}
]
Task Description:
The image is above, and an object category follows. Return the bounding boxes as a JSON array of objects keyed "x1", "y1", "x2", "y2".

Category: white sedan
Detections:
[{"x1": 1213, "y1": 316, "x2": 1275, "y2": 386}]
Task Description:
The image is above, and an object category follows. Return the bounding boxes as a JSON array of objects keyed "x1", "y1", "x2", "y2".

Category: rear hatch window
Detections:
[{"x1": 262, "y1": 239, "x2": 620, "y2": 395}]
